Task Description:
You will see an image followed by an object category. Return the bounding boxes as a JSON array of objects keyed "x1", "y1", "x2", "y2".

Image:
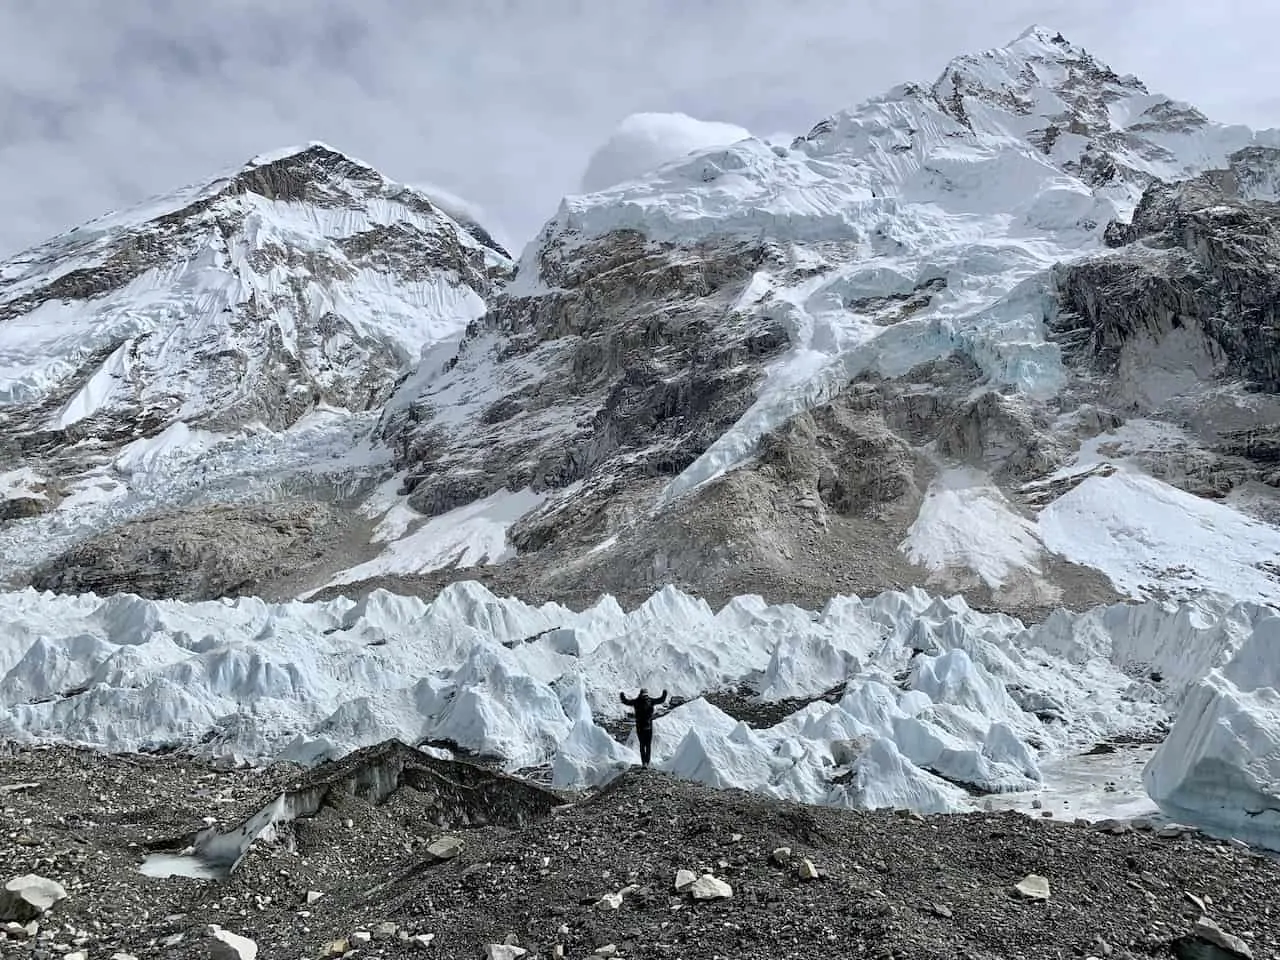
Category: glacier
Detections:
[{"x1": 2, "y1": 578, "x2": 1277, "y2": 846}]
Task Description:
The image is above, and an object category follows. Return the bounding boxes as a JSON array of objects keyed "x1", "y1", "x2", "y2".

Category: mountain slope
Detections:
[
  {"x1": 0, "y1": 142, "x2": 512, "y2": 592},
  {"x1": 351, "y1": 26, "x2": 1280, "y2": 615},
  {"x1": 3, "y1": 29, "x2": 1280, "y2": 615}
]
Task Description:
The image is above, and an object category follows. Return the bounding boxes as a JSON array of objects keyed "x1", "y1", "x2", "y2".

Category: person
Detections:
[{"x1": 620, "y1": 687, "x2": 668, "y2": 768}]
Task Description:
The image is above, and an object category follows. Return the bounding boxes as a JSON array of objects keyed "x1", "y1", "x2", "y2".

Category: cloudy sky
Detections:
[{"x1": 1, "y1": 0, "x2": 1276, "y2": 257}]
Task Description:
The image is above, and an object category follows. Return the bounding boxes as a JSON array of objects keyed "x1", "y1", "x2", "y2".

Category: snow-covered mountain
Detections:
[
  {"x1": 3, "y1": 25, "x2": 1280, "y2": 855},
  {"x1": 2, "y1": 26, "x2": 1280, "y2": 617},
  {"x1": 0, "y1": 142, "x2": 511, "y2": 594},
  {"x1": 364, "y1": 25, "x2": 1280, "y2": 615}
]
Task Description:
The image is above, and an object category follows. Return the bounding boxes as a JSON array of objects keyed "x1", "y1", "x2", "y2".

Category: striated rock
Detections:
[
  {"x1": 688, "y1": 874, "x2": 733, "y2": 900},
  {"x1": 426, "y1": 836, "x2": 465, "y2": 861}
]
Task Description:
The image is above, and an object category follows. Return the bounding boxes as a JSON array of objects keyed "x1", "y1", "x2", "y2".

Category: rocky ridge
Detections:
[{"x1": 0, "y1": 741, "x2": 1273, "y2": 960}]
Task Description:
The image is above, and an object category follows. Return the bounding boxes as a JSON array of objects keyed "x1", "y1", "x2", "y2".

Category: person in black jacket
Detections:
[{"x1": 620, "y1": 687, "x2": 668, "y2": 768}]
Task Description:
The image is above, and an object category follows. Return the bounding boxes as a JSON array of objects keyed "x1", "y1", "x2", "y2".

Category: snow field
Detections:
[
  {"x1": 2, "y1": 579, "x2": 1276, "y2": 845},
  {"x1": 897, "y1": 454, "x2": 1280, "y2": 609}
]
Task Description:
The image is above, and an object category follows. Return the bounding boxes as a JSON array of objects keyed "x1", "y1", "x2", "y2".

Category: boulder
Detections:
[{"x1": 0, "y1": 875, "x2": 67, "y2": 923}]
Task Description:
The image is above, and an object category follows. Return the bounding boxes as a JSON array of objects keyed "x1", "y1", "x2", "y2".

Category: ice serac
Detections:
[
  {"x1": 0, "y1": 142, "x2": 513, "y2": 596},
  {"x1": 0, "y1": 577, "x2": 1235, "y2": 824},
  {"x1": 1145, "y1": 614, "x2": 1280, "y2": 850},
  {"x1": 370, "y1": 25, "x2": 1280, "y2": 616}
]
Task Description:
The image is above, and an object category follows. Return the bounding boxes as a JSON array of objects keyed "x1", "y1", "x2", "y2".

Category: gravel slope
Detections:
[{"x1": 0, "y1": 741, "x2": 1269, "y2": 960}]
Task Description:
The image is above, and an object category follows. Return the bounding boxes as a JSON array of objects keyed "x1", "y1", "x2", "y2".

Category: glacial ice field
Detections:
[{"x1": 2, "y1": 579, "x2": 1279, "y2": 849}]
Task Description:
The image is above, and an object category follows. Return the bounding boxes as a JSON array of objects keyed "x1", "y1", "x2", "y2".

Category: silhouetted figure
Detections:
[{"x1": 620, "y1": 687, "x2": 668, "y2": 768}]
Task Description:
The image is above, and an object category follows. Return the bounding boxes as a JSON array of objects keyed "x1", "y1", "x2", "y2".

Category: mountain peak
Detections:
[
  {"x1": 243, "y1": 140, "x2": 367, "y2": 170},
  {"x1": 1011, "y1": 23, "x2": 1073, "y2": 48}
]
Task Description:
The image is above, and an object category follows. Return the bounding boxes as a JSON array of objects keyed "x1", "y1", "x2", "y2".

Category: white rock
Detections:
[
  {"x1": 596, "y1": 892, "x2": 624, "y2": 910},
  {"x1": 207, "y1": 925, "x2": 259, "y2": 960},
  {"x1": 484, "y1": 946, "x2": 528, "y2": 960},
  {"x1": 1014, "y1": 874, "x2": 1051, "y2": 900},
  {"x1": 372, "y1": 921, "x2": 399, "y2": 940},
  {"x1": 4, "y1": 921, "x2": 35, "y2": 939},
  {"x1": 1190, "y1": 916, "x2": 1254, "y2": 959},
  {"x1": 797, "y1": 858, "x2": 820, "y2": 881},
  {"x1": 593, "y1": 946, "x2": 618, "y2": 958},
  {"x1": 427, "y1": 836, "x2": 464, "y2": 860},
  {"x1": 0, "y1": 875, "x2": 67, "y2": 923},
  {"x1": 408, "y1": 933, "x2": 435, "y2": 948},
  {"x1": 770, "y1": 846, "x2": 791, "y2": 865},
  {"x1": 351, "y1": 930, "x2": 372, "y2": 945},
  {"x1": 305, "y1": 890, "x2": 324, "y2": 905},
  {"x1": 110, "y1": 954, "x2": 139, "y2": 960},
  {"x1": 688, "y1": 874, "x2": 733, "y2": 900},
  {"x1": 673, "y1": 869, "x2": 697, "y2": 891},
  {"x1": 65, "y1": 952, "x2": 86, "y2": 960}
]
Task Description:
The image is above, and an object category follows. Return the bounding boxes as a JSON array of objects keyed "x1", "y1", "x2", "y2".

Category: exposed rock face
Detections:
[
  {"x1": 382, "y1": 231, "x2": 789, "y2": 522},
  {"x1": 29, "y1": 501, "x2": 358, "y2": 601},
  {"x1": 1052, "y1": 151, "x2": 1280, "y2": 495}
]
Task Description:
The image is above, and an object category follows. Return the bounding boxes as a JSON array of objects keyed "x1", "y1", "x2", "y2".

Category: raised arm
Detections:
[
  {"x1": 654, "y1": 690, "x2": 668, "y2": 705},
  {"x1": 620, "y1": 692, "x2": 635, "y2": 706}
]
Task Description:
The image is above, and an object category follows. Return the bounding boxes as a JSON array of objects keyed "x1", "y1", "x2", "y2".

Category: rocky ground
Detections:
[
  {"x1": 25, "y1": 500, "x2": 373, "y2": 603},
  {"x1": 0, "y1": 740, "x2": 1270, "y2": 960}
]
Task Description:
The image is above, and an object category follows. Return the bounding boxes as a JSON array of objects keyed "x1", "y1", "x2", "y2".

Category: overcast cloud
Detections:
[{"x1": 1, "y1": 0, "x2": 1276, "y2": 257}]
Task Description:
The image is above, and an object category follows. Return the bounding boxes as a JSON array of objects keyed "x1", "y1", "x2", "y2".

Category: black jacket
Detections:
[{"x1": 620, "y1": 689, "x2": 668, "y2": 728}]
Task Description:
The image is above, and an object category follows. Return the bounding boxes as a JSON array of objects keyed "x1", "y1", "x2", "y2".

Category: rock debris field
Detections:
[{"x1": 0, "y1": 740, "x2": 1273, "y2": 960}]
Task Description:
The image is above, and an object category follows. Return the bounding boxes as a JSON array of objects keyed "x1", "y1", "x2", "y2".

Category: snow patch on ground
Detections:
[
  {"x1": 1038, "y1": 471, "x2": 1280, "y2": 606},
  {"x1": 310, "y1": 487, "x2": 549, "y2": 595},
  {"x1": 902, "y1": 468, "x2": 1043, "y2": 587}
]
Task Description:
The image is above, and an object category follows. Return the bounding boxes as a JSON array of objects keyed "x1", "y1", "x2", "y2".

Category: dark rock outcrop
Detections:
[
  {"x1": 1054, "y1": 154, "x2": 1280, "y2": 393},
  {"x1": 29, "y1": 501, "x2": 357, "y2": 601},
  {"x1": 382, "y1": 232, "x2": 792, "y2": 525}
]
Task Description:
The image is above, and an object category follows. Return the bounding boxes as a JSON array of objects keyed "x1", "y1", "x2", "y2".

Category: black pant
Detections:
[{"x1": 637, "y1": 724, "x2": 653, "y2": 767}]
